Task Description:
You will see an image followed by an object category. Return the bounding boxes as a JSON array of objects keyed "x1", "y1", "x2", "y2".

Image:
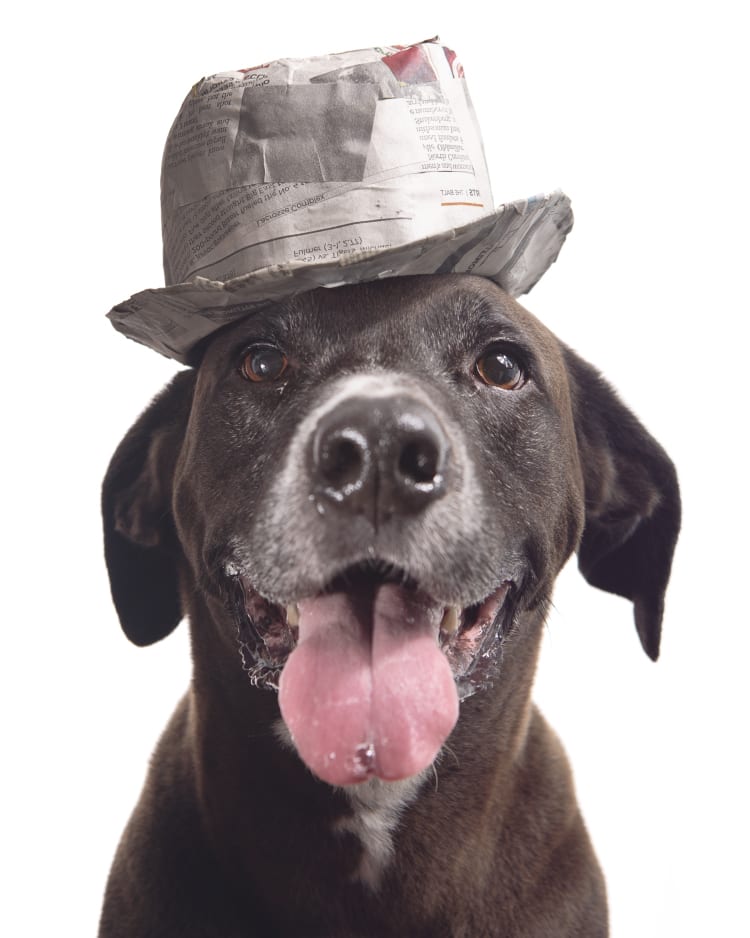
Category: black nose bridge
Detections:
[{"x1": 308, "y1": 392, "x2": 449, "y2": 523}]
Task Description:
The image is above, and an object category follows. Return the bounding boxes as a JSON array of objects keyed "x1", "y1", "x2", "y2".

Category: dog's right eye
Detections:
[
  {"x1": 474, "y1": 346, "x2": 526, "y2": 390},
  {"x1": 241, "y1": 346, "x2": 289, "y2": 383}
]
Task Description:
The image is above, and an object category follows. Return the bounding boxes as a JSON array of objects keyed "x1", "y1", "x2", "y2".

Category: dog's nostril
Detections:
[
  {"x1": 398, "y1": 438, "x2": 440, "y2": 486},
  {"x1": 318, "y1": 432, "x2": 368, "y2": 493}
]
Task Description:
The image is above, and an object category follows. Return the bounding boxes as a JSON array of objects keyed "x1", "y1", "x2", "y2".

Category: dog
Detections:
[{"x1": 99, "y1": 274, "x2": 679, "y2": 937}]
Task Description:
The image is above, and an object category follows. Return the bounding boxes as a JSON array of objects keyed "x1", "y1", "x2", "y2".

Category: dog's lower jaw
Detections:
[{"x1": 230, "y1": 569, "x2": 515, "y2": 786}]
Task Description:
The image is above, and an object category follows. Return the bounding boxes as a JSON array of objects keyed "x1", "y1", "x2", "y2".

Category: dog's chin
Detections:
[{"x1": 227, "y1": 561, "x2": 515, "y2": 786}]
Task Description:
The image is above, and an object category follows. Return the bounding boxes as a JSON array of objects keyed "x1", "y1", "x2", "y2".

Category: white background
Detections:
[{"x1": 3, "y1": 2, "x2": 747, "y2": 935}]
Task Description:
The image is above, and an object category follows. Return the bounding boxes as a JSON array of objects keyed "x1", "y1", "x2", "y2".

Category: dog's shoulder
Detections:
[{"x1": 98, "y1": 695, "x2": 248, "y2": 937}]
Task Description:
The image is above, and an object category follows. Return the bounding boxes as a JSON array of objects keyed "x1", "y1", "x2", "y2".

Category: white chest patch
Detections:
[
  {"x1": 336, "y1": 773, "x2": 427, "y2": 890},
  {"x1": 273, "y1": 715, "x2": 429, "y2": 889}
]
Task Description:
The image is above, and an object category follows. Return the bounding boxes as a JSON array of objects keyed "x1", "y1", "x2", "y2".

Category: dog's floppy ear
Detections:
[
  {"x1": 102, "y1": 371, "x2": 196, "y2": 646},
  {"x1": 565, "y1": 348, "x2": 680, "y2": 661}
]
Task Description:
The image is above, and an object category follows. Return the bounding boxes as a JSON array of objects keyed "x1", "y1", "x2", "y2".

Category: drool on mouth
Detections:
[{"x1": 232, "y1": 564, "x2": 512, "y2": 698}]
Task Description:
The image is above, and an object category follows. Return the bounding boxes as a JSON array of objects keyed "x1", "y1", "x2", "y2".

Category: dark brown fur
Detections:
[{"x1": 100, "y1": 276, "x2": 679, "y2": 937}]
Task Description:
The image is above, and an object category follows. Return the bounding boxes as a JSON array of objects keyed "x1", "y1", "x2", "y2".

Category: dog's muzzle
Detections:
[{"x1": 226, "y1": 385, "x2": 517, "y2": 786}]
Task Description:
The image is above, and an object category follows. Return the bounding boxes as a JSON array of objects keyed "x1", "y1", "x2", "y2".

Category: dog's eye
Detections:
[
  {"x1": 241, "y1": 346, "x2": 289, "y2": 383},
  {"x1": 475, "y1": 347, "x2": 525, "y2": 390}
]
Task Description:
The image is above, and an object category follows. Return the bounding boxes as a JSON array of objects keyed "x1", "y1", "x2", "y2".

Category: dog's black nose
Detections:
[{"x1": 310, "y1": 395, "x2": 448, "y2": 523}]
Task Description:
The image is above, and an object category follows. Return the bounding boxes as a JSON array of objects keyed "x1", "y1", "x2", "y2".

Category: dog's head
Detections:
[{"x1": 103, "y1": 275, "x2": 680, "y2": 786}]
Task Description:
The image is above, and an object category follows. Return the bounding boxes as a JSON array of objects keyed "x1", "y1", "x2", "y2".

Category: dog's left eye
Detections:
[
  {"x1": 475, "y1": 347, "x2": 526, "y2": 390},
  {"x1": 241, "y1": 346, "x2": 289, "y2": 383}
]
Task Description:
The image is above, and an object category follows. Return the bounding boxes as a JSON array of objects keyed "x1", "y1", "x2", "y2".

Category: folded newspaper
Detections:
[{"x1": 107, "y1": 39, "x2": 573, "y2": 363}]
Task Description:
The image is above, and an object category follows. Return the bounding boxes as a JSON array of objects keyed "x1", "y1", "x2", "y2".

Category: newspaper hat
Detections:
[{"x1": 107, "y1": 39, "x2": 573, "y2": 364}]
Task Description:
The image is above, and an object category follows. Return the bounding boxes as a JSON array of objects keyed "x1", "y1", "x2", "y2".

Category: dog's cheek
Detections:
[
  {"x1": 470, "y1": 394, "x2": 584, "y2": 593},
  {"x1": 172, "y1": 429, "x2": 239, "y2": 584},
  {"x1": 172, "y1": 463, "x2": 211, "y2": 584},
  {"x1": 171, "y1": 387, "x2": 293, "y2": 588}
]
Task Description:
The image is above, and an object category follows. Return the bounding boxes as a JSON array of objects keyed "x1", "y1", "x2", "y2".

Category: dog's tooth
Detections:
[
  {"x1": 286, "y1": 604, "x2": 300, "y2": 626},
  {"x1": 441, "y1": 606, "x2": 460, "y2": 635}
]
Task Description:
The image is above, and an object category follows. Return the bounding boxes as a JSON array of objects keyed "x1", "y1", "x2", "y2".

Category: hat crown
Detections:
[{"x1": 160, "y1": 40, "x2": 493, "y2": 287}]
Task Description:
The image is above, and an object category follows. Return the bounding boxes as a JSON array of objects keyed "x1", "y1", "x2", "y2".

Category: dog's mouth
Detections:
[{"x1": 230, "y1": 562, "x2": 515, "y2": 786}]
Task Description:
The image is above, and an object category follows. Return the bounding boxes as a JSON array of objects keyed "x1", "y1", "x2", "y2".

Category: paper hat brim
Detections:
[{"x1": 108, "y1": 190, "x2": 572, "y2": 364}]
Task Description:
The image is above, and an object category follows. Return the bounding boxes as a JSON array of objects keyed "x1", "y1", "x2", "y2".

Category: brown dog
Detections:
[{"x1": 100, "y1": 275, "x2": 679, "y2": 937}]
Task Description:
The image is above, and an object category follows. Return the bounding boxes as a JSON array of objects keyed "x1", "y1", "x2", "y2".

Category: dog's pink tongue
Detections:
[{"x1": 278, "y1": 584, "x2": 458, "y2": 786}]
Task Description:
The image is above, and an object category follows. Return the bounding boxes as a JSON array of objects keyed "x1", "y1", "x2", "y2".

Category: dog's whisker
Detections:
[{"x1": 442, "y1": 743, "x2": 461, "y2": 770}]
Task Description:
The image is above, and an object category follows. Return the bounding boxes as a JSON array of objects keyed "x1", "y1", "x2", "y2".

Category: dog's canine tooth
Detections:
[
  {"x1": 286, "y1": 604, "x2": 300, "y2": 626},
  {"x1": 441, "y1": 606, "x2": 460, "y2": 635}
]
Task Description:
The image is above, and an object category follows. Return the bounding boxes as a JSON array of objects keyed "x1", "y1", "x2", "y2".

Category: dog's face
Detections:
[{"x1": 104, "y1": 275, "x2": 679, "y2": 787}]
